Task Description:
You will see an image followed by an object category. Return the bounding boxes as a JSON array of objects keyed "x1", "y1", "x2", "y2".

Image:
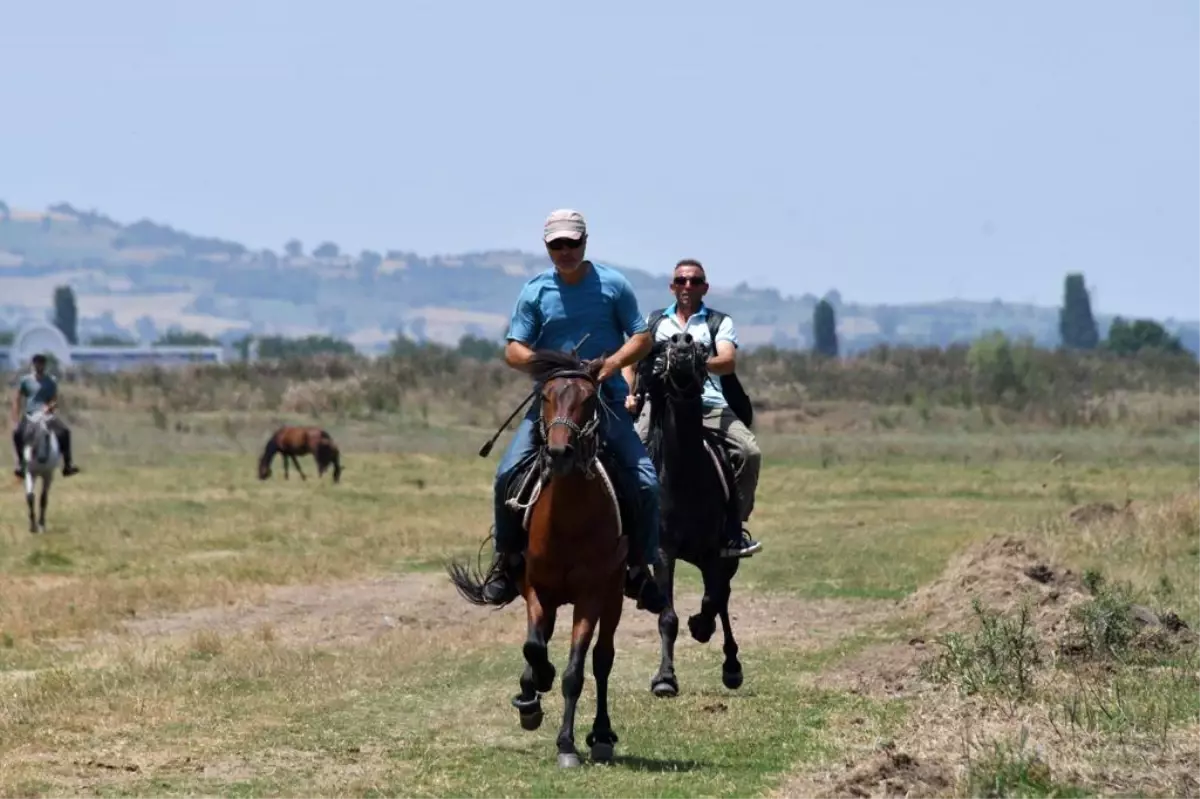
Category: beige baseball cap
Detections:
[{"x1": 543, "y1": 208, "x2": 587, "y2": 242}]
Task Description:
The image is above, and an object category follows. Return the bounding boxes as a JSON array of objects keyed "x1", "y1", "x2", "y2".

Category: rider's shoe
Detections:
[
  {"x1": 13, "y1": 467, "x2": 23, "y2": 479},
  {"x1": 721, "y1": 528, "x2": 763, "y2": 559},
  {"x1": 62, "y1": 464, "x2": 80, "y2": 477},
  {"x1": 481, "y1": 551, "x2": 522, "y2": 605},
  {"x1": 624, "y1": 564, "x2": 667, "y2": 613}
]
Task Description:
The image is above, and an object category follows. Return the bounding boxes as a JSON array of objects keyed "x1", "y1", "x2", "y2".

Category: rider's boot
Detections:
[
  {"x1": 58, "y1": 429, "x2": 79, "y2": 476},
  {"x1": 11, "y1": 429, "x2": 23, "y2": 479},
  {"x1": 623, "y1": 528, "x2": 667, "y2": 613},
  {"x1": 720, "y1": 490, "x2": 762, "y2": 558},
  {"x1": 481, "y1": 549, "x2": 523, "y2": 605},
  {"x1": 721, "y1": 527, "x2": 763, "y2": 558}
]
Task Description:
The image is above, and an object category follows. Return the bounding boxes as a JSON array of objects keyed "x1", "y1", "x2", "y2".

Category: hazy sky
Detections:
[{"x1": 2, "y1": 1, "x2": 1196, "y2": 319}]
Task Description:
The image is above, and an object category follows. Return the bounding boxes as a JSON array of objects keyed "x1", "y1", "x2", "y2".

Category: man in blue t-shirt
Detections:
[
  {"x1": 481, "y1": 209, "x2": 666, "y2": 614},
  {"x1": 10, "y1": 353, "x2": 81, "y2": 478}
]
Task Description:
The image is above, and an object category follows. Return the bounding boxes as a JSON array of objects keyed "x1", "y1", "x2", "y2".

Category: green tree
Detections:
[
  {"x1": 313, "y1": 241, "x2": 340, "y2": 258},
  {"x1": 155, "y1": 329, "x2": 219, "y2": 346},
  {"x1": 0, "y1": 200, "x2": 10, "y2": 222},
  {"x1": 455, "y1": 334, "x2": 502, "y2": 360},
  {"x1": 1059, "y1": 273, "x2": 1099, "y2": 350},
  {"x1": 284, "y1": 239, "x2": 303, "y2": 258},
  {"x1": 1105, "y1": 317, "x2": 1183, "y2": 356},
  {"x1": 255, "y1": 334, "x2": 355, "y2": 359},
  {"x1": 52, "y1": 285, "x2": 78, "y2": 344},
  {"x1": 812, "y1": 299, "x2": 838, "y2": 357},
  {"x1": 86, "y1": 334, "x2": 135, "y2": 346}
]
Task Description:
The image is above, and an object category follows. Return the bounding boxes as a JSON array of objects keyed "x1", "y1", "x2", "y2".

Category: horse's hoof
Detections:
[
  {"x1": 650, "y1": 676, "x2": 679, "y2": 698},
  {"x1": 590, "y1": 742, "x2": 614, "y2": 763},
  {"x1": 557, "y1": 752, "x2": 581, "y2": 769},
  {"x1": 519, "y1": 709, "x2": 544, "y2": 731},
  {"x1": 688, "y1": 614, "x2": 715, "y2": 644},
  {"x1": 722, "y1": 668, "x2": 744, "y2": 690},
  {"x1": 512, "y1": 695, "x2": 543, "y2": 731}
]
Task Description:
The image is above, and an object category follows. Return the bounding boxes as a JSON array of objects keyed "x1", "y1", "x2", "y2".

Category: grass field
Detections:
[{"x1": 1, "y1": 409, "x2": 1197, "y2": 798}]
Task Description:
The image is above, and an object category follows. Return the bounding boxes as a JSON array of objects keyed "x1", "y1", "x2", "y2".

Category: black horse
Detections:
[{"x1": 636, "y1": 333, "x2": 745, "y2": 698}]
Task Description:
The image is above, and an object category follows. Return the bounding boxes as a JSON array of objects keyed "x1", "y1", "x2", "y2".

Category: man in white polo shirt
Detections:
[{"x1": 622, "y1": 259, "x2": 764, "y2": 558}]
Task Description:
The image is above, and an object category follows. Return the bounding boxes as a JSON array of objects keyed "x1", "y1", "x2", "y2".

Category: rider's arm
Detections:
[
  {"x1": 604, "y1": 331, "x2": 652, "y2": 375},
  {"x1": 706, "y1": 314, "x2": 739, "y2": 376},
  {"x1": 503, "y1": 281, "x2": 541, "y2": 375},
  {"x1": 621, "y1": 365, "x2": 637, "y2": 394},
  {"x1": 503, "y1": 339, "x2": 538, "y2": 375},
  {"x1": 607, "y1": 275, "x2": 652, "y2": 374},
  {"x1": 708, "y1": 340, "x2": 736, "y2": 376}
]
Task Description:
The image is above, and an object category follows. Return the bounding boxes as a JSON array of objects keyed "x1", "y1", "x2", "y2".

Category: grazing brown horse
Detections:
[
  {"x1": 448, "y1": 350, "x2": 628, "y2": 769},
  {"x1": 258, "y1": 426, "x2": 343, "y2": 483}
]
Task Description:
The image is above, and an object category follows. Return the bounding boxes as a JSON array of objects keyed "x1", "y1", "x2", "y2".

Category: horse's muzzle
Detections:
[{"x1": 547, "y1": 444, "x2": 576, "y2": 476}]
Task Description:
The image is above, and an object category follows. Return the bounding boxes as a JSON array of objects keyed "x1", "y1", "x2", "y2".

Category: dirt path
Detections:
[{"x1": 115, "y1": 571, "x2": 896, "y2": 654}]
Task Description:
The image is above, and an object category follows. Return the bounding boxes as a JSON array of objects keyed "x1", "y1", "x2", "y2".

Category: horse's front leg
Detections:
[
  {"x1": 291, "y1": 454, "x2": 307, "y2": 480},
  {"x1": 687, "y1": 560, "x2": 721, "y2": 645},
  {"x1": 717, "y1": 559, "x2": 743, "y2": 689},
  {"x1": 556, "y1": 602, "x2": 597, "y2": 768},
  {"x1": 650, "y1": 553, "x2": 680, "y2": 697},
  {"x1": 38, "y1": 477, "x2": 50, "y2": 532},
  {"x1": 587, "y1": 578, "x2": 624, "y2": 764},
  {"x1": 514, "y1": 589, "x2": 556, "y2": 731},
  {"x1": 25, "y1": 475, "x2": 37, "y2": 534}
]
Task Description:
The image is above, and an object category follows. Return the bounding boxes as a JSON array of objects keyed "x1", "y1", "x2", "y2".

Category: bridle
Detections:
[
  {"x1": 538, "y1": 369, "x2": 603, "y2": 477},
  {"x1": 654, "y1": 337, "x2": 709, "y2": 401}
]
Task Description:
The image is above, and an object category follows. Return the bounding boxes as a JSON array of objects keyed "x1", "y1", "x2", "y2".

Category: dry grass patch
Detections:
[{"x1": 782, "y1": 495, "x2": 1200, "y2": 798}]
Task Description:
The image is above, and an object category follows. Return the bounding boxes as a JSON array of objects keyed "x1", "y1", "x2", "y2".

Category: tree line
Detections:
[
  {"x1": 3, "y1": 275, "x2": 1190, "y2": 366},
  {"x1": 810, "y1": 272, "x2": 1187, "y2": 359}
]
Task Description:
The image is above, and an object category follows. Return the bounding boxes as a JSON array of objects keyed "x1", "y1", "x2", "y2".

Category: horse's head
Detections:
[
  {"x1": 530, "y1": 351, "x2": 603, "y2": 478},
  {"x1": 649, "y1": 332, "x2": 710, "y2": 402},
  {"x1": 24, "y1": 411, "x2": 54, "y2": 464}
]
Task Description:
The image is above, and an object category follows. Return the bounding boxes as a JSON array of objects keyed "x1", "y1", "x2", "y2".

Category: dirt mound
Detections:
[
  {"x1": 1067, "y1": 499, "x2": 1133, "y2": 525},
  {"x1": 898, "y1": 535, "x2": 1089, "y2": 638},
  {"x1": 778, "y1": 746, "x2": 954, "y2": 799}
]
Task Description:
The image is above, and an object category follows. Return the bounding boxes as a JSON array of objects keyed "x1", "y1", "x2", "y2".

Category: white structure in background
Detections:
[{"x1": 1, "y1": 321, "x2": 224, "y2": 372}]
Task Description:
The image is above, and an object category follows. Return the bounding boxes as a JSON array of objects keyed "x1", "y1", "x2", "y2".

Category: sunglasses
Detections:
[
  {"x1": 547, "y1": 238, "x2": 584, "y2": 251},
  {"x1": 673, "y1": 276, "x2": 706, "y2": 287}
]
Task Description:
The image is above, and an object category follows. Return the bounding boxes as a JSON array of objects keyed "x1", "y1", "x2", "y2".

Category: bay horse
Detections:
[
  {"x1": 636, "y1": 333, "x2": 745, "y2": 698},
  {"x1": 447, "y1": 350, "x2": 628, "y2": 769},
  {"x1": 20, "y1": 408, "x2": 61, "y2": 534},
  {"x1": 258, "y1": 426, "x2": 343, "y2": 483}
]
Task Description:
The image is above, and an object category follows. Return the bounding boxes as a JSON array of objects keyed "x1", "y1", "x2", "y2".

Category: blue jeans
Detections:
[{"x1": 493, "y1": 398, "x2": 660, "y2": 566}]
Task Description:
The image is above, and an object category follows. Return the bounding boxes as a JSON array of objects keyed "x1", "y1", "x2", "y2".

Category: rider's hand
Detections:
[
  {"x1": 624, "y1": 394, "x2": 639, "y2": 415},
  {"x1": 596, "y1": 356, "x2": 620, "y2": 383}
]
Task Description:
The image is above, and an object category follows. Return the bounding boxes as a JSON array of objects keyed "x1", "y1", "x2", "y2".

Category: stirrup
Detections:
[{"x1": 721, "y1": 531, "x2": 763, "y2": 559}]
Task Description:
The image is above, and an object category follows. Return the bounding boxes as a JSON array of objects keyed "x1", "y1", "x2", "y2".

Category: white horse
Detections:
[{"x1": 20, "y1": 409, "x2": 60, "y2": 533}]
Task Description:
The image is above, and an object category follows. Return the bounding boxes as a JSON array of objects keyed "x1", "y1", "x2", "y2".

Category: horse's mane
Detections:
[
  {"x1": 526, "y1": 349, "x2": 598, "y2": 384},
  {"x1": 259, "y1": 430, "x2": 281, "y2": 466}
]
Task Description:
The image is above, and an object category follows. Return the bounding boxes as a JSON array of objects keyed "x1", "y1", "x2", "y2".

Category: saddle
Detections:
[{"x1": 501, "y1": 437, "x2": 636, "y2": 547}]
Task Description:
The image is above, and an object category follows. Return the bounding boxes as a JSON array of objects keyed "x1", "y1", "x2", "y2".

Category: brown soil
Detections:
[
  {"x1": 785, "y1": 532, "x2": 1199, "y2": 798},
  {"x1": 778, "y1": 746, "x2": 955, "y2": 798},
  {"x1": 1067, "y1": 500, "x2": 1133, "y2": 525},
  {"x1": 898, "y1": 534, "x2": 1091, "y2": 637},
  {"x1": 112, "y1": 572, "x2": 893, "y2": 655}
]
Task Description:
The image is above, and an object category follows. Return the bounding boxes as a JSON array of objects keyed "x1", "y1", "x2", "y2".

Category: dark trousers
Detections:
[{"x1": 12, "y1": 417, "x2": 73, "y2": 468}]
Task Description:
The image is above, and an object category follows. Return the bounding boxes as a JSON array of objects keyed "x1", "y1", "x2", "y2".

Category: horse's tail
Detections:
[{"x1": 317, "y1": 430, "x2": 343, "y2": 482}]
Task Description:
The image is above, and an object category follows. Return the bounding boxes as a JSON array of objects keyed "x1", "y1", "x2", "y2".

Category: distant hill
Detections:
[{"x1": 1, "y1": 200, "x2": 1196, "y2": 355}]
